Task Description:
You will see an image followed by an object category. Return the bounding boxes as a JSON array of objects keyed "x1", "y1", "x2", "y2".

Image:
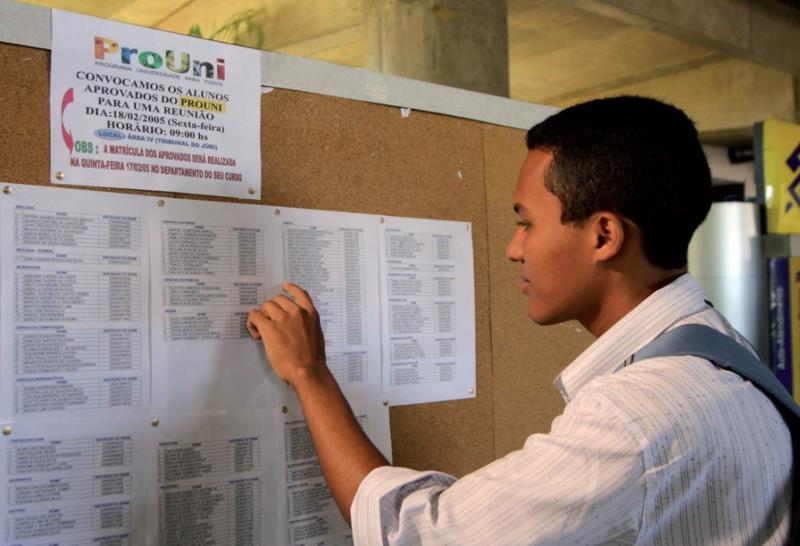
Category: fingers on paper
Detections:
[
  {"x1": 246, "y1": 309, "x2": 271, "y2": 339},
  {"x1": 282, "y1": 282, "x2": 316, "y2": 315}
]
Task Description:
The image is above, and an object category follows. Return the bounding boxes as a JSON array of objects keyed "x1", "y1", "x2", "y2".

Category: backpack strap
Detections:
[
  {"x1": 632, "y1": 323, "x2": 798, "y2": 544},
  {"x1": 633, "y1": 324, "x2": 800, "y2": 419}
]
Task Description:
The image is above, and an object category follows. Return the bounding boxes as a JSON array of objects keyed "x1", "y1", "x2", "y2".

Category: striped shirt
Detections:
[{"x1": 351, "y1": 274, "x2": 792, "y2": 545}]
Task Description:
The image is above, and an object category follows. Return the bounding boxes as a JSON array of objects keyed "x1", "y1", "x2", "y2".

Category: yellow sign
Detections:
[
  {"x1": 179, "y1": 95, "x2": 227, "y2": 113},
  {"x1": 758, "y1": 119, "x2": 800, "y2": 234}
]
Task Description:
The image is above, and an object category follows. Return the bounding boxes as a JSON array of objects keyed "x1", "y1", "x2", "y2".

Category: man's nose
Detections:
[{"x1": 505, "y1": 229, "x2": 523, "y2": 262}]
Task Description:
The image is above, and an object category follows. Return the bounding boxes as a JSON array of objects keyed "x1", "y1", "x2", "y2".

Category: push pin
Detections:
[
  {"x1": 2, "y1": 426, "x2": 11, "y2": 436},
  {"x1": 274, "y1": 209, "x2": 280, "y2": 216},
  {"x1": 157, "y1": 199, "x2": 165, "y2": 208},
  {"x1": 379, "y1": 217, "x2": 385, "y2": 224},
  {"x1": 151, "y1": 418, "x2": 160, "y2": 427},
  {"x1": 282, "y1": 406, "x2": 288, "y2": 414},
  {"x1": 55, "y1": 171, "x2": 65, "y2": 180},
  {"x1": 248, "y1": 187, "x2": 256, "y2": 195},
  {"x1": 383, "y1": 400, "x2": 389, "y2": 407},
  {"x1": 2, "y1": 186, "x2": 11, "y2": 195}
]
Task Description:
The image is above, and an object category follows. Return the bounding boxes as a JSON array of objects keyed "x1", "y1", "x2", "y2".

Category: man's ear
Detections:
[{"x1": 588, "y1": 211, "x2": 625, "y2": 262}]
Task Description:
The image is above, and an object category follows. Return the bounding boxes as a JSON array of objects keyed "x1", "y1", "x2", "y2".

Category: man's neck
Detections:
[{"x1": 582, "y1": 268, "x2": 687, "y2": 338}]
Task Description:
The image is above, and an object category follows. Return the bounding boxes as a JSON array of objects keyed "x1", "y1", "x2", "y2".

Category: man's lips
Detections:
[{"x1": 520, "y1": 277, "x2": 530, "y2": 292}]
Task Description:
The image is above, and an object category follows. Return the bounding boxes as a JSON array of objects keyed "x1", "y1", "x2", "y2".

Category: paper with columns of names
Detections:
[
  {"x1": 148, "y1": 197, "x2": 285, "y2": 414},
  {"x1": 0, "y1": 183, "x2": 474, "y2": 544},
  {"x1": 379, "y1": 217, "x2": 476, "y2": 406},
  {"x1": 147, "y1": 412, "x2": 281, "y2": 546},
  {"x1": 276, "y1": 207, "x2": 383, "y2": 402},
  {"x1": 0, "y1": 417, "x2": 147, "y2": 545},
  {"x1": 279, "y1": 399, "x2": 391, "y2": 546},
  {"x1": 0, "y1": 185, "x2": 151, "y2": 420}
]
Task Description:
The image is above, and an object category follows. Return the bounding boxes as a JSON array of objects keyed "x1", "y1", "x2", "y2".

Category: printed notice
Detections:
[
  {"x1": 50, "y1": 10, "x2": 261, "y2": 199},
  {"x1": 149, "y1": 198, "x2": 285, "y2": 413},
  {"x1": 379, "y1": 217, "x2": 476, "y2": 406},
  {"x1": 277, "y1": 208, "x2": 382, "y2": 400},
  {"x1": 148, "y1": 414, "x2": 279, "y2": 546},
  {"x1": 280, "y1": 400, "x2": 390, "y2": 546},
  {"x1": 0, "y1": 185, "x2": 150, "y2": 418},
  {"x1": 0, "y1": 418, "x2": 147, "y2": 546}
]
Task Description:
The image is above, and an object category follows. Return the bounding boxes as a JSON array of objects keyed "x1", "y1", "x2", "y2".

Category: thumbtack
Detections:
[
  {"x1": 55, "y1": 171, "x2": 65, "y2": 180},
  {"x1": 468, "y1": 388, "x2": 474, "y2": 394},
  {"x1": 157, "y1": 199, "x2": 165, "y2": 208},
  {"x1": 2, "y1": 426, "x2": 11, "y2": 436},
  {"x1": 151, "y1": 418, "x2": 160, "y2": 427},
  {"x1": 248, "y1": 187, "x2": 256, "y2": 195},
  {"x1": 2, "y1": 186, "x2": 11, "y2": 195},
  {"x1": 281, "y1": 406, "x2": 288, "y2": 414},
  {"x1": 382, "y1": 400, "x2": 389, "y2": 407},
  {"x1": 274, "y1": 209, "x2": 281, "y2": 216},
  {"x1": 379, "y1": 217, "x2": 385, "y2": 224}
]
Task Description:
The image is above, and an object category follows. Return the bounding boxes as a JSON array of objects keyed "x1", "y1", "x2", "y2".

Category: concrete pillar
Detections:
[{"x1": 364, "y1": 0, "x2": 509, "y2": 97}]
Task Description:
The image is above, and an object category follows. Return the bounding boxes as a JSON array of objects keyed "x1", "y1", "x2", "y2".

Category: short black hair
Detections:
[{"x1": 526, "y1": 95, "x2": 711, "y2": 269}]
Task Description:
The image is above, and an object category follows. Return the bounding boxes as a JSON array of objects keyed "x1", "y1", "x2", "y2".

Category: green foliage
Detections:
[
  {"x1": 188, "y1": 24, "x2": 203, "y2": 38},
  {"x1": 188, "y1": 9, "x2": 266, "y2": 49}
]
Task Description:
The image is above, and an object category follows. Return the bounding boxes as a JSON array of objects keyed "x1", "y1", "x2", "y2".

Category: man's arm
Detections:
[{"x1": 246, "y1": 282, "x2": 389, "y2": 523}]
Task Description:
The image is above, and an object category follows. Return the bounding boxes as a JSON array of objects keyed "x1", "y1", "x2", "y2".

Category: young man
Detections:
[{"x1": 247, "y1": 96, "x2": 792, "y2": 544}]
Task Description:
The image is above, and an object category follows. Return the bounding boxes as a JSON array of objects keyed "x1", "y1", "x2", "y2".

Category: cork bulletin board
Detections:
[{"x1": 0, "y1": 38, "x2": 593, "y2": 481}]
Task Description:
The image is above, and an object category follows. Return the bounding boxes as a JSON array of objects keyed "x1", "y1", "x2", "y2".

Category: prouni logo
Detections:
[{"x1": 94, "y1": 36, "x2": 226, "y2": 80}]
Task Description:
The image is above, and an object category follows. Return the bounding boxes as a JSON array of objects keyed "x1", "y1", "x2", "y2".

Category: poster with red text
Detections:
[{"x1": 50, "y1": 10, "x2": 262, "y2": 199}]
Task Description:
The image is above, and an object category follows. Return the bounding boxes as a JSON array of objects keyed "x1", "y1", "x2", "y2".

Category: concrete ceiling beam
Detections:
[
  {"x1": 547, "y1": 57, "x2": 796, "y2": 139},
  {"x1": 573, "y1": 0, "x2": 800, "y2": 75}
]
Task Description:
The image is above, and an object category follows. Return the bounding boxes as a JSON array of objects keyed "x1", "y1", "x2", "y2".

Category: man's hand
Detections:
[
  {"x1": 247, "y1": 282, "x2": 389, "y2": 524},
  {"x1": 246, "y1": 282, "x2": 327, "y2": 387}
]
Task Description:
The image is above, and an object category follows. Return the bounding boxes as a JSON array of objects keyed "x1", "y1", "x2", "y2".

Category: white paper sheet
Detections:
[
  {"x1": 0, "y1": 185, "x2": 150, "y2": 420},
  {"x1": 274, "y1": 208, "x2": 383, "y2": 401},
  {"x1": 379, "y1": 217, "x2": 476, "y2": 406},
  {"x1": 278, "y1": 398, "x2": 391, "y2": 546},
  {"x1": 0, "y1": 417, "x2": 148, "y2": 546},
  {"x1": 146, "y1": 412, "x2": 279, "y2": 546},
  {"x1": 149, "y1": 197, "x2": 285, "y2": 414},
  {"x1": 50, "y1": 10, "x2": 262, "y2": 199}
]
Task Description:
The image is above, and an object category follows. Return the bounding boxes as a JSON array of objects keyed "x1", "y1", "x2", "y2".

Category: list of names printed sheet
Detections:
[
  {"x1": 379, "y1": 217, "x2": 476, "y2": 406},
  {"x1": 281, "y1": 401, "x2": 390, "y2": 546},
  {"x1": 151, "y1": 414, "x2": 279, "y2": 546},
  {"x1": 277, "y1": 208, "x2": 383, "y2": 401},
  {"x1": 149, "y1": 198, "x2": 284, "y2": 414},
  {"x1": 0, "y1": 419, "x2": 146, "y2": 545},
  {"x1": 1, "y1": 188, "x2": 150, "y2": 418}
]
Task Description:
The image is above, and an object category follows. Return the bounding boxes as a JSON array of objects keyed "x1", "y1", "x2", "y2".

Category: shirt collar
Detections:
[{"x1": 554, "y1": 273, "x2": 708, "y2": 403}]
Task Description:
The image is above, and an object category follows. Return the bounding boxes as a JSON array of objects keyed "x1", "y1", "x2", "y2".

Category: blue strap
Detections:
[{"x1": 633, "y1": 324, "x2": 800, "y2": 420}]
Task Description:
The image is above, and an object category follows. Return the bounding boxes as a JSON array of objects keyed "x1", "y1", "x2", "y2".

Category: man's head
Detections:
[
  {"x1": 527, "y1": 95, "x2": 712, "y2": 269},
  {"x1": 506, "y1": 96, "x2": 711, "y2": 333}
]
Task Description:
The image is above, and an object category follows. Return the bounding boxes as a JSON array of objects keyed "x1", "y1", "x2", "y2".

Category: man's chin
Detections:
[{"x1": 526, "y1": 308, "x2": 566, "y2": 326}]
